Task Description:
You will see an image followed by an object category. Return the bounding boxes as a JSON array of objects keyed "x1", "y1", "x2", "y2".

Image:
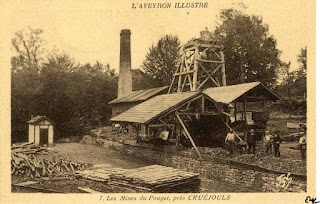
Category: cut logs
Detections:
[{"x1": 11, "y1": 143, "x2": 92, "y2": 178}]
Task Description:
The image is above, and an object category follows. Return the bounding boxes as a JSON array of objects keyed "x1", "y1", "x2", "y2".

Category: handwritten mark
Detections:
[{"x1": 305, "y1": 196, "x2": 320, "y2": 204}]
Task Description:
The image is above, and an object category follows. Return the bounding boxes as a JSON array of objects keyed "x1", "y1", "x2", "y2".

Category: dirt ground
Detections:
[
  {"x1": 37, "y1": 143, "x2": 154, "y2": 169},
  {"x1": 12, "y1": 143, "x2": 250, "y2": 193}
]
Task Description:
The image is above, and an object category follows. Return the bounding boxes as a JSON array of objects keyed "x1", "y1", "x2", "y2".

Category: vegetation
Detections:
[
  {"x1": 214, "y1": 9, "x2": 283, "y2": 88},
  {"x1": 11, "y1": 28, "x2": 117, "y2": 142},
  {"x1": 141, "y1": 35, "x2": 181, "y2": 87},
  {"x1": 11, "y1": 9, "x2": 307, "y2": 142}
]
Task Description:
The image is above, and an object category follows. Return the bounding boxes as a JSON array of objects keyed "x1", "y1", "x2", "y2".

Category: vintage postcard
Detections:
[{"x1": 0, "y1": 0, "x2": 316, "y2": 203}]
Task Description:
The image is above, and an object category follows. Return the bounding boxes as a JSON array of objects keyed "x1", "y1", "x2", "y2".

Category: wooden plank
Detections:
[
  {"x1": 78, "y1": 187, "x2": 101, "y2": 193},
  {"x1": 197, "y1": 58, "x2": 223, "y2": 63},
  {"x1": 15, "y1": 181, "x2": 38, "y2": 186},
  {"x1": 176, "y1": 114, "x2": 203, "y2": 160},
  {"x1": 192, "y1": 47, "x2": 199, "y2": 91}
]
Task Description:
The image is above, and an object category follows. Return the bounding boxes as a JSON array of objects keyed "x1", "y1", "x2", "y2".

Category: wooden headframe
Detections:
[{"x1": 168, "y1": 39, "x2": 226, "y2": 93}]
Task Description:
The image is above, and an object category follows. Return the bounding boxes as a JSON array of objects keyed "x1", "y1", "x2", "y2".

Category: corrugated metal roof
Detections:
[
  {"x1": 203, "y1": 82, "x2": 279, "y2": 104},
  {"x1": 109, "y1": 86, "x2": 169, "y2": 104},
  {"x1": 111, "y1": 91, "x2": 200, "y2": 124}
]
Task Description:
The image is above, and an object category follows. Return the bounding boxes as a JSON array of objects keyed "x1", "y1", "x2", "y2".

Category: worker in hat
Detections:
[
  {"x1": 225, "y1": 129, "x2": 236, "y2": 154},
  {"x1": 299, "y1": 131, "x2": 307, "y2": 160},
  {"x1": 263, "y1": 130, "x2": 273, "y2": 155},
  {"x1": 246, "y1": 129, "x2": 256, "y2": 154}
]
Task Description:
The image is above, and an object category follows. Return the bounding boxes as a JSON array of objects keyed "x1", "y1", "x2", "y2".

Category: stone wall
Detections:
[{"x1": 94, "y1": 138, "x2": 306, "y2": 192}]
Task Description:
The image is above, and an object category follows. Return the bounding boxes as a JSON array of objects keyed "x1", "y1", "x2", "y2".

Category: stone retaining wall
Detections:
[{"x1": 94, "y1": 138, "x2": 306, "y2": 192}]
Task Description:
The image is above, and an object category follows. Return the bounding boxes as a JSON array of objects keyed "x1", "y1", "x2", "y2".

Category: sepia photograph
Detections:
[{"x1": 0, "y1": 0, "x2": 316, "y2": 203}]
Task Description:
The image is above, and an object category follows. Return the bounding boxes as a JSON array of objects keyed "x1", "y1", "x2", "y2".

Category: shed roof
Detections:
[
  {"x1": 111, "y1": 91, "x2": 200, "y2": 124},
  {"x1": 203, "y1": 82, "x2": 279, "y2": 104},
  {"x1": 109, "y1": 86, "x2": 169, "y2": 104},
  {"x1": 27, "y1": 115, "x2": 54, "y2": 125}
]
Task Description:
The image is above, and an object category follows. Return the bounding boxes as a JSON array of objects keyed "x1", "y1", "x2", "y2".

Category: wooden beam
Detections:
[
  {"x1": 212, "y1": 49, "x2": 222, "y2": 60},
  {"x1": 176, "y1": 114, "x2": 203, "y2": 160},
  {"x1": 176, "y1": 127, "x2": 180, "y2": 150},
  {"x1": 234, "y1": 102, "x2": 237, "y2": 121},
  {"x1": 192, "y1": 47, "x2": 199, "y2": 91},
  {"x1": 244, "y1": 98, "x2": 247, "y2": 126},
  {"x1": 158, "y1": 119, "x2": 175, "y2": 133},
  {"x1": 149, "y1": 124, "x2": 166, "y2": 127},
  {"x1": 198, "y1": 63, "x2": 219, "y2": 87},
  {"x1": 197, "y1": 58, "x2": 223, "y2": 63},
  {"x1": 201, "y1": 96, "x2": 205, "y2": 113}
]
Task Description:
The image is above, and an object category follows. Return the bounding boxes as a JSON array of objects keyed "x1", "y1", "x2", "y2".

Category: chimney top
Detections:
[{"x1": 120, "y1": 29, "x2": 131, "y2": 36}]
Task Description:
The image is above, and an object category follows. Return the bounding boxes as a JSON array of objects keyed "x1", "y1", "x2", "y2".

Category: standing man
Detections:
[
  {"x1": 246, "y1": 129, "x2": 256, "y2": 154},
  {"x1": 225, "y1": 129, "x2": 236, "y2": 154},
  {"x1": 273, "y1": 133, "x2": 282, "y2": 157},
  {"x1": 263, "y1": 130, "x2": 273, "y2": 155},
  {"x1": 299, "y1": 131, "x2": 307, "y2": 160}
]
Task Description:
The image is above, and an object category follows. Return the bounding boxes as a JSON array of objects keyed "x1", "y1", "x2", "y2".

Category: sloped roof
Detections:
[
  {"x1": 111, "y1": 91, "x2": 200, "y2": 124},
  {"x1": 27, "y1": 115, "x2": 54, "y2": 125},
  {"x1": 109, "y1": 86, "x2": 168, "y2": 104},
  {"x1": 203, "y1": 82, "x2": 279, "y2": 104}
]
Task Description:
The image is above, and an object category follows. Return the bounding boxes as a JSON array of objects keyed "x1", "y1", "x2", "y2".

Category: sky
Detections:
[{"x1": 4, "y1": 0, "x2": 310, "y2": 73}]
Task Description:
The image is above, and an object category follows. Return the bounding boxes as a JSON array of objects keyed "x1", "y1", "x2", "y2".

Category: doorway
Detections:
[{"x1": 40, "y1": 128, "x2": 48, "y2": 145}]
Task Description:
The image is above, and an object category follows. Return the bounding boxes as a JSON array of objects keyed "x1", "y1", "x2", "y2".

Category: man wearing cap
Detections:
[
  {"x1": 299, "y1": 131, "x2": 307, "y2": 160},
  {"x1": 246, "y1": 129, "x2": 256, "y2": 154}
]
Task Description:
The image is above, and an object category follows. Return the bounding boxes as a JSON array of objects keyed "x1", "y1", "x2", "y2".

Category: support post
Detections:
[
  {"x1": 192, "y1": 47, "x2": 199, "y2": 91},
  {"x1": 244, "y1": 98, "x2": 247, "y2": 124},
  {"x1": 221, "y1": 50, "x2": 227, "y2": 86},
  {"x1": 176, "y1": 114, "x2": 203, "y2": 160},
  {"x1": 234, "y1": 102, "x2": 237, "y2": 121},
  {"x1": 176, "y1": 127, "x2": 180, "y2": 150},
  {"x1": 201, "y1": 96, "x2": 205, "y2": 113},
  {"x1": 136, "y1": 124, "x2": 140, "y2": 143}
]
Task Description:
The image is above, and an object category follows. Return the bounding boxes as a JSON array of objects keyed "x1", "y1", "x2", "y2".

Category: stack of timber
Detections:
[
  {"x1": 11, "y1": 143, "x2": 92, "y2": 178},
  {"x1": 11, "y1": 142, "x2": 56, "y2": 155},
  {"x1": 109, "y1": 165, "x2": 201, "y2": 193},
  {"x1": 74, "y1": 168, "x2": 127, "y2": 182}
]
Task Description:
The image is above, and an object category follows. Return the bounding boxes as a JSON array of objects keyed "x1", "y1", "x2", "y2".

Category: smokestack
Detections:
[{"x1": 118, "y1": 29, "x2": 132, "y2": 98}]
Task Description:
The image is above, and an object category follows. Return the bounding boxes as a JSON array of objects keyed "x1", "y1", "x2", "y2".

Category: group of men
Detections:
[
  {"x1": 262, "y1": 130, "x2": 282, "y2": 157},
  {"x1": 225, "y1": 128, "x2": 307, "y2": 160}
]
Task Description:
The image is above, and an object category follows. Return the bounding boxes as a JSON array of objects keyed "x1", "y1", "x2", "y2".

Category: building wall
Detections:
[
  {"x1": 111, "y1": 102, "x2": 140, "y2": 118},
  {"x1": 90, "y1": 139, "x2": 307, "y2": 193},
  {"x1": 28, "y1": 124, "x2": 35, "y2": 143},
  {"x1": 48, "y1": 125, "x2": 54, "y2": 145},
  {"x1": 34, "y1": 125, "x2": 40, "y2": 145},
  {"x1": 31, "y1": 119, "x2": 54, "y2": 146}
]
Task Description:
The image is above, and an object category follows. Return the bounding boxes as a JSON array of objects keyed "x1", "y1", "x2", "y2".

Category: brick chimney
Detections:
[{"x1": 118, "y1": 29, "x2": 132, "y2": 98}]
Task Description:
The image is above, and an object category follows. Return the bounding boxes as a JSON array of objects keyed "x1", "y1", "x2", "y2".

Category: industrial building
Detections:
[{"x1": 110, "y1": 29, "x2": 279, "y2": 158}]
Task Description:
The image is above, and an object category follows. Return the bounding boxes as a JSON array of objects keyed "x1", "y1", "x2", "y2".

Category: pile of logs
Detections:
[
  {"x1": 11, "y1": 142, "x2": 56, "y2": 155},
  {"x1": 11, "y1": 143, "x2": 92, "y2": 178}
]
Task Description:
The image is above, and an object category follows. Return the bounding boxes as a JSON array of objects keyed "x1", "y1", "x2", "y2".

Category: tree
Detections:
[
  {"x1": 11, "y1": 27, "x2": 46, "y2": 142},
  {"x1": 142, "y1": 35, "x2": 181, "y2": 86},
  {"x1": 132, "y1": 69, "x2": 160, "y2": 91},
  {"x1": 214, "y1": 9, "x2": 283, "y2": 87},
  {"x1": 295, "y1": 47, "x2": 307, "y2": 97},
  {"x1": 11, "y1": 27, "x2": 46, "y2": 73}
]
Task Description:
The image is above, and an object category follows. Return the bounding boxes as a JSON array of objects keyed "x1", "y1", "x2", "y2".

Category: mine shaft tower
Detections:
[{"x1": 168, "y1": 29, "x2": 226, "y2": 93}]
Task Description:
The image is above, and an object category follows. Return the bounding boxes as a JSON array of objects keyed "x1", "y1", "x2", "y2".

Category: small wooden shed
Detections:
[{"x1": 27, "y1": 115, "x2": 54, "y2": 146}]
